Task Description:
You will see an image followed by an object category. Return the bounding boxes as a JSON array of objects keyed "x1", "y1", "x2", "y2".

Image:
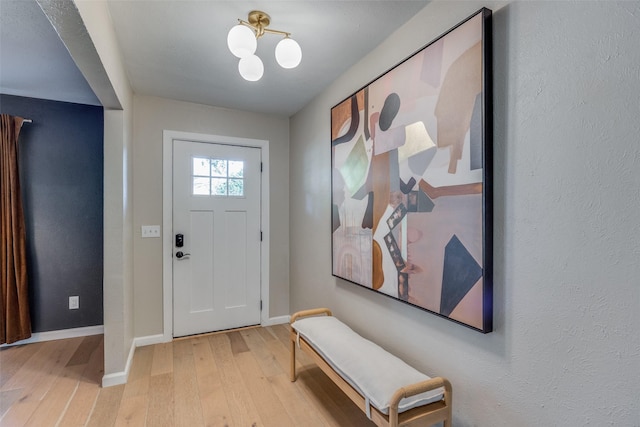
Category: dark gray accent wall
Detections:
[{"x1": 1, "y1": 94, "x2": 103, "y2": 332}]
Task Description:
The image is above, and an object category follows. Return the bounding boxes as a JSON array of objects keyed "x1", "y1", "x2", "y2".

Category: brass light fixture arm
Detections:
[{"x1": 237, "y1": 10, "x2": 292, "y2": 39}]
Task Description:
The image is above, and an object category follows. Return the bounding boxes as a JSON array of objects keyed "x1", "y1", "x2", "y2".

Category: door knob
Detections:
[{"x1": 176, "y1": 251, "x2": 190, "y2": 259}]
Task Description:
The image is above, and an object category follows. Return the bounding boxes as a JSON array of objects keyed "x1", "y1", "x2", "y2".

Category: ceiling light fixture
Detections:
[{"x1": 227, "y1": 10, "x2": 302, "y2": 82}]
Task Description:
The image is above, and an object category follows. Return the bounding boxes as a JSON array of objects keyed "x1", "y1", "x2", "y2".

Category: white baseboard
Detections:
[
  {"x1": 134, "y1": 334, "x2": 165, "y2": 347},
  {"x1": 262, "y1": 315, "x2": 290, "y2": 326},
  {"x1": 1, "y1": 325, "x2": 104, "y2": 347},
  {"x1": 100, "y1": 333, "x2": 167, "y2": 387},
  {"x1": 101, "y1": 371, "x2": 127, "y2": 388},
  {"x1": 102, "y1": 338, "x2": 136, "y2": 388}
]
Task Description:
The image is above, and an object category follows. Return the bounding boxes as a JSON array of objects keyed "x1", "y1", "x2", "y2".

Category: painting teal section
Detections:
[
  {"x1": 340, "y1": 135, "x2": 369, "y2": 196},
  {"x1": 440, "y1": 235, "x2": 482, "y2": 317}
]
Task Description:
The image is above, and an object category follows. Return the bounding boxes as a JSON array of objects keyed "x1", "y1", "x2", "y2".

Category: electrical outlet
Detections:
[
  {"x1": 141, "y1": 225, "x2": 161, "y2": 238},
  {"x1": 69, "y1": 296, "x2": 79, "y2": 310}
]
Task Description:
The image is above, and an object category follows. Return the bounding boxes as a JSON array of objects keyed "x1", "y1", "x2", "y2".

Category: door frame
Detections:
[{"x1": 162, "y1": 130, "x2": 270, "y2": 342}]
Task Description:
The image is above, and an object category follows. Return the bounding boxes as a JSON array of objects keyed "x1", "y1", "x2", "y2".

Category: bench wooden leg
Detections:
[
  {"x1": 443, "y1": 381, "x2": 452, "y2": 427},
  {"x1": 290, "y1": 333, "x2": 297, "y2": 382}
]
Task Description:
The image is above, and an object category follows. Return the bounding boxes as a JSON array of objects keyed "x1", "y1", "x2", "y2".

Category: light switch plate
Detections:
[{"x1": 141, "y1": 225, "x2": 161, "y2": 238}]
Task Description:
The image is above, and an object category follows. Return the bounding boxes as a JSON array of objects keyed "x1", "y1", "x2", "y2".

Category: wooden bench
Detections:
[{"x1": 290, "y1": 308, "x2": 452, "y2": 427}]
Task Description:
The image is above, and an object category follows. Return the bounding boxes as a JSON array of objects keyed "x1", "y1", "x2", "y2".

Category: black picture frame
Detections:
[{"x1": 330, "y1": 8, "x2": 493, "y2": 333}]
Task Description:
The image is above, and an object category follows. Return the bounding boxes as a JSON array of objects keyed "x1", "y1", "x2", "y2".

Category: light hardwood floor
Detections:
[{"x1": 0, "y1": 324, "x2": 375, "y2": 426}]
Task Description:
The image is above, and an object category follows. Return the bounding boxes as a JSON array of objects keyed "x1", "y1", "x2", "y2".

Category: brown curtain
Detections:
[{"x1": 1, "y1": 114, "x2": 31, "y2": 344}]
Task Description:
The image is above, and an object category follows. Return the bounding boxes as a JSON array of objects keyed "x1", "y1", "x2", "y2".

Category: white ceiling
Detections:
[
  {"x1": 0, "y1": 0, "x2": 101, "y2": 106},
  {"x1": 1, "y1": 0, "x2": 429, "y2": 117}
]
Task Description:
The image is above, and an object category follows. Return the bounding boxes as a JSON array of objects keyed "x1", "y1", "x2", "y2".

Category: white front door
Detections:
[{"x1": 172, "y1": 139, "x2": 261, "y2": 337}]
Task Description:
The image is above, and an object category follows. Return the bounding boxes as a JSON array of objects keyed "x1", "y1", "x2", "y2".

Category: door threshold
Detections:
[{"x1": 172, "y1": 323, "x2": 261, "y2": 341}]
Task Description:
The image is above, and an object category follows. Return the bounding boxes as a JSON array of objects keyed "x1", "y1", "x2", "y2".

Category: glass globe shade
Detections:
[
  {"x1": 275, "y1": 37, "x2": 302, "y2": 69},
  {"x1": 227, "y1": 24, "x2": 257, "y2": 58},
  {"x1": 238, "y1": 55, "x2": 264, "y2": 81}
]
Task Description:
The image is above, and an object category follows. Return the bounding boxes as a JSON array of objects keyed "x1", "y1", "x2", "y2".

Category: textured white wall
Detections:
[
  {"x1": 290, "y1": 1, "x2": 640, "y2": 425},
  {"x1": 73, "y1": 0, "x2": 135, "y2": 381},
  {"x1": 132, "y1": 95, "x2": 290, "y2": 337}
]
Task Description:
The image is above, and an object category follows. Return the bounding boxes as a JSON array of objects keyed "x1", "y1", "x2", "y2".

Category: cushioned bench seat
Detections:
[{"x1": 290, "y1": 308, "x2": 452, "y2": 427}]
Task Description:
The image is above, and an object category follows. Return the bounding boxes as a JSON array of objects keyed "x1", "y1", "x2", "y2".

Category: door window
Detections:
[{"x1": 192, "y1": 157, "x2": 244, "y2": 197}]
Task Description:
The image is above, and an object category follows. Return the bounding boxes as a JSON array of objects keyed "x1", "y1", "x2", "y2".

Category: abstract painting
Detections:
[{"x1": 331, "y1": 8, "x2": 493, "y2": 332}]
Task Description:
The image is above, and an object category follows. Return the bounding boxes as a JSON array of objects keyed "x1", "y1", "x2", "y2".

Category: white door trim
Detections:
[{"x1": 162, "y1": 130, "x2": 270, "y2": 342}]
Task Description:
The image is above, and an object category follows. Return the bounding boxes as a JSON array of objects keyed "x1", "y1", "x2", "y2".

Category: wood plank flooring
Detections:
[{"x1": 0, "y1": 325, "x2": 375, "y2": 426}]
